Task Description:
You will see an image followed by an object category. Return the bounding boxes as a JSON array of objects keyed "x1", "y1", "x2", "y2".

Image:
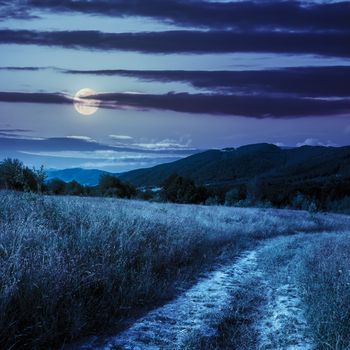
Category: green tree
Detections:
[
  {"x1": 34, "y1": 165, "x2": 47, "y2": 193},
  {"x1": 65, "y1": 180, "x2": 85, "y2": 196},
  {"x1": 0, "y1": 158, "x2": 45, "y2": 192},
  {"x1": 161, "y1": 174, "x2": 208, "y2": 204},
  {"x1": 225, "y1": 188, "x2": 241, "y2": 206},
  {"x1": 48, "y1": 179, "x2": 66, "y2": 195},
  {"x1": 0, "y1": 158, "x2": 41, "y2": 191},
  {"x1": 98, "y1": 175, "x2": 136, "y2": 198},
  {"x1": 0, "y1": 158, "x2": 25, "y2": 190}
]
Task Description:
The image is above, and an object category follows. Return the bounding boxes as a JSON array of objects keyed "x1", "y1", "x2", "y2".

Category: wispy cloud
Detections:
[
  {"x1": 109, "y1": 134, "x2": 133, "y2": 141},
  {"x1": 273, "y1": 142, "x2": 287, "y2": 148},
  {"x1": 131, "y1": 138, "x2": 193, "y2": 151},
  {"x1": 0, "y1": 128, "x2": 32, "y2": 133},
  {"x1": 0, "y1": 128, "x2": 45, "y2": 140},
  {"x1": 0, "y1": 133, "x2": 197, "y2": 171},
  {"x1": 19, "y1": 149, "x2": 187, "y2": 171},
  {"x1": 20, "y1": 150, "x2": 184, "y2": 160},
  {"x1": 79, "y1": 161, "x2": 162, "y2": 169},
  {"x1": 66, "y1": 135, "x2": 96, "y2": 142},
  {"x1": 296, "y1": 138, "x2": 339, "y2": 147},
  {"x1": 0, "y1": 133, "x2": 199, "y2": 156}
]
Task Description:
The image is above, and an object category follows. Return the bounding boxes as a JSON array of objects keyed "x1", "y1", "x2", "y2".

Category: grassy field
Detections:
[{"x1": 0, "y1": 191, "x2": 349, "y2": 349}]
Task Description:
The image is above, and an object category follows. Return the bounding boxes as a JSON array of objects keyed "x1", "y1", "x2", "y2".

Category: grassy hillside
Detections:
[{"x1": 0, "y1": 191, "x2": 348, "y2": 349}]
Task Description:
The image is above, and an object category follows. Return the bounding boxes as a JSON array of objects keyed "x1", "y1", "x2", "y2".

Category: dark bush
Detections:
[
  {"x1": 48, "y1": 178, "x2": 67, "y2": 195},
  {"x1": 160, "y1": 174, "x2": 209, "y2": 204},
  {"x1": 98, "y1": 174, "x2": 136, "y2": 198},
  {"x1": 0, "y1": 158, "x2": 41, "y2": 192}
]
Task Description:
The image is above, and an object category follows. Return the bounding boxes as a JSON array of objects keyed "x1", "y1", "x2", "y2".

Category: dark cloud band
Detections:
[
  {"x1": 1, "y1": 91, "x2": 349, "y2": 119},
  {"x1": 0, "y1": 135, "x2": 196, "y2": 156},
  {"x1": 0, "y1": 29, "x2": 350, "y2": 57},
  {"x1": 27, "y1": 0, "x2": 350, "y2": 32},
  {"x1": 64, "y1": 66, "x2": 350, "y2": 98},
  {"x1": 2, "y1": 65, "x2": 350, "y2": 98},
  {"x1": 0, "y1": 91, "x2": 70, "y2": 104},
  {"x1": 92, "y1": 92, "x2": 350, "y2": 118}
]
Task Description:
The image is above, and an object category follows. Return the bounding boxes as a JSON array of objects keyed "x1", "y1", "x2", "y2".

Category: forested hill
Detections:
[{"x1": 119, "y1": 143, "x2": 350, "y2": 188}]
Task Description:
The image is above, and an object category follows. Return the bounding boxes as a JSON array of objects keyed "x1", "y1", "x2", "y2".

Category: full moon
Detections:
[{"x1": 74, "y1": 88, "x2": 99, "y2": 116}]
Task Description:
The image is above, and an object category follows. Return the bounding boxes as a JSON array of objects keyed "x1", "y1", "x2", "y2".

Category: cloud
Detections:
[
  {"x1": 296, "y1": 138, "x2": 339, "y2": 147},
  {"x1": 0, "y1": 134, "x2": 198, "y2": 171},
  {"x1": 0, "y1": 29, "x2": 349, "y2": 57},
  {"x1": 3, "y1": 65, "x2": 350, "y2": 98},
  {"x1": 273, "y1": 142, "x2": 287, "y2": 148},
  {"x1": 131, "y1": 138, "x2": 193, "y2": 151},
  {"x1": 0, "y1": 128, "x2": 45, "y2": 140},
  {"x1": 66, "y1": 135, "x2": 96, "y2": 142},
  {"x1": 0, "y1": 128, "x2": 32, "y2": 133},
  {"x1": 0, "y1": 136, "x2": 109, "y2": 153},
  {"x1": 26, "y1": 0, "x2": 350, "y2": 32},
  {"x1": 0, "y1": 66, "x2": 42, "y2": 71},
  {"x1": 1, "y1": 90, "x2": 350, "y2": 119},
  {"x1": 64, "y1": 66, "x2": 350, "y2": 98},
  {"x1": 0, "y1": 91, "x2": 71, "y2": 104},
  {"x1": 0, "y1": 1, "x2": 36, "y2": 20},
  {"x1": 18, "y1": 147, "x2": 190, "y2": 171},
  {"x1": 20, "y1": 150, "x2": 184, "y2": 160},
  {"x1": 79, "y1": 161, "x2": 168, "y2": 169},
  {"x1": 92, "y1": 92, "x2": 350, "y2": 118},
  {"x1": 109, "y1": 134, "x2": 133, "y2": 140},
  {"x1": 0, "y1": 134, "x2": 198, "y2": 155}
]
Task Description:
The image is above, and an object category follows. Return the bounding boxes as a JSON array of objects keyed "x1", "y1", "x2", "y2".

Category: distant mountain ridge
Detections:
[
  {"x1": 46, "y1": 168, "x2": 113, "y2": 186},
  {"x1": 46, "y1": 144, "x2": 350, "y2": 189},
  {"x1": 119, "y1": 143, "x2": 350, "y2": 188}
]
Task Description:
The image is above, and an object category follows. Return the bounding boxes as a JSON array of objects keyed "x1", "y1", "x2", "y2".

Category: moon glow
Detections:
[{"x1": 74, "y1": 88, "x2": 99, "y2": 116}]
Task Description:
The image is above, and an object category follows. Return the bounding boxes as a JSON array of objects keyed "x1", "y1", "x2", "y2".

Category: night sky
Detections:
[{"x1": 1, "y1": 0, "x2": 350, "y2": 172}]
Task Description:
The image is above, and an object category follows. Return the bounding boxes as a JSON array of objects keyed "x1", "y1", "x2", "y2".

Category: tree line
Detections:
[
  {"x1": 0, "y1": 158, "x2": 349, "y2": 213},
  {"x1": 0, "y1": 158, "x2": 135, "y2": 199}
]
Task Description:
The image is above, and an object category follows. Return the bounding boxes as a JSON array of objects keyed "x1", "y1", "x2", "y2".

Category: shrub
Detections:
[
  {"x1": 99, "y1": 174, "x2": 136, "y2": 198},
  {"x1": 0, "y1": 158, "x2": 45, "y2": 193},
  {"x1": 65, "y1": 180, "x2": 85, "y2": 195},
  {"x1": 47, "y1": 178, "x2": 66, "y2": 195},
  {"x1": 160, "y1": 173, "x2": 209, "y2": 204},
  {"x1": 225, "y1": 188, "x2": 241, "y2": 206}
]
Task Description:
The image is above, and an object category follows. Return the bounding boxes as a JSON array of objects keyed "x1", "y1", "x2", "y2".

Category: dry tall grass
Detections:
[
  {"x1": 256, "y1": 232, "x2": 350, "y2": 350},
  {"x1": 0, "y1": 191, "x2": 348, "y2": 349},
  {"x1": 299, "y1": 233, "x2": 350, "y2": 349}
]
